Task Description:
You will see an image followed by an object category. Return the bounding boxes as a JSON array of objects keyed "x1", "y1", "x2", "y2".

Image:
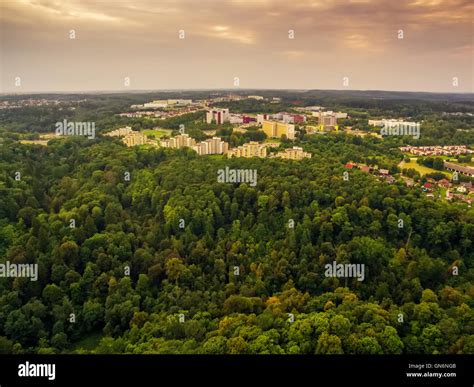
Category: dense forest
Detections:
[{"x1": 0, "y1": 130, "x2": 473, "y2": 354}]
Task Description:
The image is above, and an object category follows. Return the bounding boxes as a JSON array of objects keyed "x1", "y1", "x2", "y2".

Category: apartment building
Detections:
[
  {"x1": 160, "y1": 133, "x2": 196, "y2": 148},
  {"x1": 227, "y1": 141, "x2": 267, "y2": 158},
  {"x1": 104, "y1": 126, "x2": 133, "y2": 137},
  {"x1": 369, "y1": 119, "x2": 419, "y2": 130},
  {"x1": 274, "y1": 146, "x2": 312, "y2": 160},
  {"x1": 262, "y1": 120, "x2": 295, "y2": 140},
  {"x1": 206, "y1": 108, "x2": 230, "y2": 124},
  {"x1": 317, "y1": 112, "x2": 338, "y2": 130},
  {"x1": 122, "y1": 131, "x2": 148, "y2": 147},
  {"x1": 193, "y1": 137, "x2": 229, "y2": 155}
]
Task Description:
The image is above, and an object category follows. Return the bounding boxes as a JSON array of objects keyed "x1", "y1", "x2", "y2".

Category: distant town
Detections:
[{"x1": 7, "y1": 93, "x2": 474, "y2": 206}]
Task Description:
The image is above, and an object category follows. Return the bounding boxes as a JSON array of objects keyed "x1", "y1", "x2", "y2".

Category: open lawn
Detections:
[
  {"x1": 142, "y1": 128, "x2": 172, "y2": 138},
  {"x1": 399, "y1": 158, "x2": 452, "y2": 177}
]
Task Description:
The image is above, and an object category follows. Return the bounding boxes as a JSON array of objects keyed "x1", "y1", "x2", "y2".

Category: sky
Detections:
[{"x1": 1, "y1": 0, "x2": 473, "y2": 93}]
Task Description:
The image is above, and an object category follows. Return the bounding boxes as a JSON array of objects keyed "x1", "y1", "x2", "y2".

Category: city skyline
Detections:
[{"x1": 1, "y1": 0, "x2": 473, "y2": 93}]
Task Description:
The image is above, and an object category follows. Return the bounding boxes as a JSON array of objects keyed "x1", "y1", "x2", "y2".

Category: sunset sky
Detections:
[{"x1": 1, "y1": 0, "x2": 472, "y2": 93}]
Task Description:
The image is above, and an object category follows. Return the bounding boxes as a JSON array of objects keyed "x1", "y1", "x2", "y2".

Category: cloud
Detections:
[{"x1": 1, "y1": 0, "x2": 472, "y2": 92}]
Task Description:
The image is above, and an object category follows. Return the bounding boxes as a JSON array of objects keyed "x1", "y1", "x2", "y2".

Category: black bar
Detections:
[{"x1": 0, "y1": 355, "x2": 472, "y2": 386}]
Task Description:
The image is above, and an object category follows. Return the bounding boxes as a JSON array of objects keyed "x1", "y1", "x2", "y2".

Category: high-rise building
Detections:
[
  {"x1": 160, "y1": 133, "x2": 196, "y2": 149},
  {"x1": 317, "y1": 112, "x2": 338, "y2": 130},
  {"x1": 262, "y1": 121, "x2": 295, "y2": 140},
  {"x1": 206, "y1": 108, "x2": 230, "y2": 124},
  {"x1": 192, "y1": 137, "x2": 229, "y2": 155},
  {"x1": 122, "y1": 131, "x2": 148, "y2": 147},
  {"x1": 257, "y1": 114, "x2": 270, "y2": 124}
]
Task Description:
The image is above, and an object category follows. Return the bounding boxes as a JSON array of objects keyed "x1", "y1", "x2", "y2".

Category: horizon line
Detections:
[{"x1": 1, "y1": 87, "x2": 473, "y2": 96}]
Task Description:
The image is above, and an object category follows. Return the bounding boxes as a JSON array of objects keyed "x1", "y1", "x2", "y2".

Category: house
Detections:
[
  {"x1": 438, "y1": 179, "x2": 450, "y2": 188},
  {"x1": 345, "y1": 163, "x2": 354, "y2": 169},
  {"x1": 360, "y1": 165, "x2": 371, "y2": 173},
  {"x1": 379, "y1": 168, "x2": 389, "y2": 175},
  {"x1": 405, "y1": 178, "x2": 414, "y2": 187},
  {"x1": 385, "y1": 176, "x2": 395, "y2": 184}
]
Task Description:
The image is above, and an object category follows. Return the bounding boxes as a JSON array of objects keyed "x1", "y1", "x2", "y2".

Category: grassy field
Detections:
[
  {"x1": 142, "y1": 128, "x2": 172, "y2": 138},
  {"x1": 399, "y1": 158, "x2": 452, "y2": 177}
]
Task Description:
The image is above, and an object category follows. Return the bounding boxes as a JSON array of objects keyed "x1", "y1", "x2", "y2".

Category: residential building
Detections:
[
  {"x1": 444, "y1": 162, "x2": 474, "y2": 177},
  {"x1": 257, "y1": 114, "x2": 271, "y2": 124},
  {"x1": 274, "y1": 147, "x2": 311, "y2": 160},
  {"x1": 206, "y1": 108, "x2": 230, "y2": 124},
  {"x1": 229, "y1": 114, "x2": 244, "y2": 124},
  {"x1": 262, "y1": 120, "x2": 295, "y2": 140},
  {"x1": 227, "y1": 141, "x2": 267, "y2": 158},
  {"x1": 160, "y1": 133, "x2": 196, "y2": 149},
  {"x1": 399, "y1": 145, "x2": 473, "y2": 156},
  {"x1": 317, "y1": 111, "x2": 338, "y2": 130},
  {"x1": 193, "y1": 137, "x2": 229, "y2": 155},
  {"x1": 438, "y1": 179, "x2": 451, "y2": 188},
  {"x1": 104, "y1": 126, "x2": 133, "y2": 137},
  {"x1": 122, "y1": 131, "x2": 148, "y2": 147},
  {"x1": 369, "y1": 119, "x2": 419, "y2": 131},
  {"x1": 143, "y1": 100, "x2": 168, "y2": 109},
  {"x1": 282, "y1": 113, "x2": 306, "y2": 124}
]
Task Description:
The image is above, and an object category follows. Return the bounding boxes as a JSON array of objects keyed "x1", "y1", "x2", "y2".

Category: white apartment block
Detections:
[
  {"x1": 257, "y1": 114, "x2": 271, "y2": 124},
  {"x1": 312, "y1": 111, "x2": 347, "y2": 119},
  {"x1": 369, "y1": 119, "x2": 419, "y2": 130},
  {"x1": 193, "y1": 137, "x2": 229, "y2": 155},
  {"x1": 206, "y1": 108, "x2": 230, "y2": 124},
  {"x1": 143, "y1": 100, "x2": 168, "y2": 109}
]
